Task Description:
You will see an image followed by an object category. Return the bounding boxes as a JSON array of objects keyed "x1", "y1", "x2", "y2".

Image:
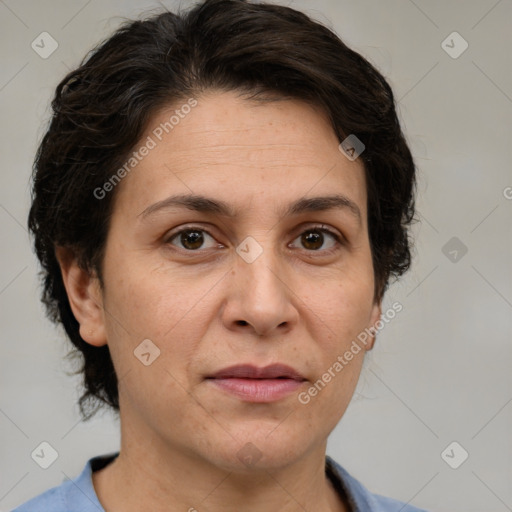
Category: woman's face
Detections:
[{"x1": 87, "y1": 90, "x2": 381, "y2": 471}]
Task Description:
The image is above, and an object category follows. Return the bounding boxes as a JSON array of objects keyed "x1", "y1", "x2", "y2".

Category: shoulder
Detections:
[
  {"x1": 368, "y1": 493, "x2": 429, "y2": 512},
  {"x1": 11, "y1": 453, "x2": 118, "y2": 512},
  {"x1": 11, "y1": 480, "x2": 70, "y2": 512},
  {"x1": 326, "y1": 456, "x2": 429, "y2": 512}
]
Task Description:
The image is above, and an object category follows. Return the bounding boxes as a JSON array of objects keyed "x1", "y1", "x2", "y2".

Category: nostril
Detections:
[{"x1": 235, "y1": 320, "x2": 248, "y2": 326}]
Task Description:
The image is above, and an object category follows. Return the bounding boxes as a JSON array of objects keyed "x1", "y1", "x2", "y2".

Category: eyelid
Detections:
[{"x1": 293, "y1": 223, "x2": 343, "y2": 241}]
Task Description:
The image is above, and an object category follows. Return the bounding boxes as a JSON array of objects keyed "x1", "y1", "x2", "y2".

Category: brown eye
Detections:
[
  {"x1": 180, "y1": 230, "x2": 204, "y2": 250},
  {"x1": 168, "y1": 228, "x2": 217, "y2": 251},
  {"x1": 301, "y1": 230, "x2": 324, "y2": 250},
  {"x1": 290, "y1": 227, "x2": 340, "y2": 252}
]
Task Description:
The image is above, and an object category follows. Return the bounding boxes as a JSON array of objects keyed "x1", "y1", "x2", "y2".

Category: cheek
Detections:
[
  {"x1": 296, "y1": 350, "x2": 364, "y2": 446},
  {"x1": 103, "y1": 255, "x2": 197, "y2": 334},
  {"x1": 306, "y1": 270, "x2": 375, "y2": 343},
  {"x1": 101, "y1": 257, "x2": 220, "y2": 383}
]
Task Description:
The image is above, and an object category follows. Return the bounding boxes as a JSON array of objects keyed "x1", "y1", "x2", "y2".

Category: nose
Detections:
[{"x1": 221, "y1": 245, "x2": 299, "y2": 338}]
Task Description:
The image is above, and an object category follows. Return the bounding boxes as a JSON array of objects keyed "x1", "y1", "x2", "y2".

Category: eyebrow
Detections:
[{"x1": 138, "y1": 193, "x2": 362, "y2": 225}]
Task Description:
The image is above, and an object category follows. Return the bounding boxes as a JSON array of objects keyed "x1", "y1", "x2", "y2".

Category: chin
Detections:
[{"x1": 201, "y1": 427, "x2": 311, "y2": 473}]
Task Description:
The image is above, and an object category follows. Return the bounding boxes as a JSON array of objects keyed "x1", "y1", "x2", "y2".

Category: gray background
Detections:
[{"x1": 1, "y1": 1, "x2": 511, "y2": 511}]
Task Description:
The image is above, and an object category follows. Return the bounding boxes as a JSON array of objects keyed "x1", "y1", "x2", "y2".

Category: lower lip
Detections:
[{"x1": 208, "y1": 378, "x2": 304, "y2": 402}]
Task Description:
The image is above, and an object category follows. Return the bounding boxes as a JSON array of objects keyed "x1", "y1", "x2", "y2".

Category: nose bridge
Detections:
[
  {"x1": 227, "y1": 235, "x2": 296, "y2": 336},
  {"x1": 237, "y1": 236, "x2": 283, "y2": 300},
  {"x1": 240, "y1": 243, "x2": 281, "y2": 294}
]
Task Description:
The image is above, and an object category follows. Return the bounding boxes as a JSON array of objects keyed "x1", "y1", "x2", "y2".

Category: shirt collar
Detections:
[{"x1": 71, "y1": 452, "x2": 378, "y2": 512}]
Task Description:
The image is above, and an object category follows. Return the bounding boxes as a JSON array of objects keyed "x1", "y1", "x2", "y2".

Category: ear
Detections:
[
  {"x1": 365, "y1": 299, "x2": 382, "y2": 351},
  {"x1": 55, "y1": 246, "x2": 108, "y2": 347}
]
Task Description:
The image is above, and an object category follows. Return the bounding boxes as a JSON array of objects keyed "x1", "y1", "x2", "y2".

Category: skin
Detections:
[{"x1": 57, "y1": 89, "x2": 382, "y2": 512}]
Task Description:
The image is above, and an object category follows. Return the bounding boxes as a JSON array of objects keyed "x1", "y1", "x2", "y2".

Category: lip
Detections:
[
  {"x1": 208, "y1": 363, "x2": 305, "y2": 380},
  {"x1": 206, "y1": 364, "x2": 306, "y2": 403}
]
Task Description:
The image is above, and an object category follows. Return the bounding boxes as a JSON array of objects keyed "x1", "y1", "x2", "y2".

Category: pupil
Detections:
[
  {"x1": 303, "y1": 231, "x2": 322, "y2": 250},
  {"x1": 182, "y1": 230, "x2": 204, "y2": 250}
]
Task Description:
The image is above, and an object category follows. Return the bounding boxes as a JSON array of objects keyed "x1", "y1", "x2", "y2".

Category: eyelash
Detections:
[{"x1": 164, "y1": 224, "x2": 344, "y2": 255}]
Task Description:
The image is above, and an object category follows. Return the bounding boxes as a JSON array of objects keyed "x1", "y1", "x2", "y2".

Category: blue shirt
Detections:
[{"x1": 12, "y1": 452, "x2": 428, "y2": 511}]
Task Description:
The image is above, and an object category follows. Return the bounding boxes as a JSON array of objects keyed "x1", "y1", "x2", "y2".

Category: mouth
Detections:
[{"x1": 205, "y1": 364, "x2": 307, "y2": 403}]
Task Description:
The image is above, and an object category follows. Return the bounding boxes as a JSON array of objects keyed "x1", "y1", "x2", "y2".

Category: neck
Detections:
[{"x1": 93, "y1": 427, "x2": 347, "y2": 512}]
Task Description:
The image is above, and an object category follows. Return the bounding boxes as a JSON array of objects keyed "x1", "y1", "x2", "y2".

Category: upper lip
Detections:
[{"x1": 207, "y1": 364, "x2": 306, "y2": 381}]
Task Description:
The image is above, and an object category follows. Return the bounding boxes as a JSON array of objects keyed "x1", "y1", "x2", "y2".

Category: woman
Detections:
[{"x1": 14, "y1": 0, "x2": 424, "y2": 510}]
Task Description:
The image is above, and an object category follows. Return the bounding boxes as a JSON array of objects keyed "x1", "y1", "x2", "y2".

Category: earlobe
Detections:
[
  {"x1": 55, "y1": 246, "x2": 108, "y2": 347},
  {"x1": 366, "y1": 300, "x2": 382, "y2": 351}
]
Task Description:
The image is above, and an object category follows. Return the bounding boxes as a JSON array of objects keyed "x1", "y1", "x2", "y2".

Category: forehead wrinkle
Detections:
[{"x1": 158, "y1": 145, "x2": 330, "y2": 172}]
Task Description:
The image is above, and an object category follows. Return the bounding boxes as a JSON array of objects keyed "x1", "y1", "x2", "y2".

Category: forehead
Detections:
[{"x1": 112, "y1": 90, "x2": 367, "y2": 222}]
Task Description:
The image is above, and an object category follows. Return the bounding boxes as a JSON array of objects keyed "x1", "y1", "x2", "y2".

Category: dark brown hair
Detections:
[{"x1": 28, "y1": 0, "x2": 416, "y2": 420}]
